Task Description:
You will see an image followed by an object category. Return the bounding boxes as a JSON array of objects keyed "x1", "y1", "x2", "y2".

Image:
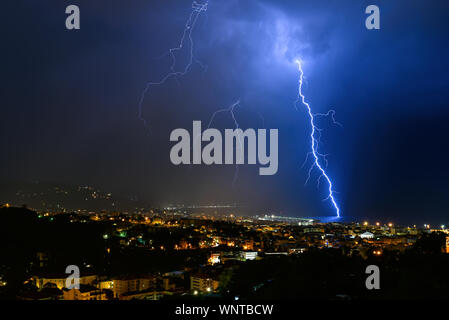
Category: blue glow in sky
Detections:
[{"x1": 2, "y1": 0, "x2": 449, "y2": 224}]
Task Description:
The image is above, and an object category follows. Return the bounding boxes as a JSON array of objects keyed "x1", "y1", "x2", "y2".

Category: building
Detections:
[
  {"x1": 208, "y1": 253, "x2": 221, "y2": 265},
  {"x1": 360, "y1": 232, "x2": 374, "y2": 239},
  {"x1": 32, "y1": 273, "x2": 97, "y2": 290},
  {"x1": 102, "y1": 276, "x2": 157, "y2": 298},
  {"x1": 63, "y1": 284, "x2": 107, "y2": 300},
  {"x1": 190, "y1": 274, "x2": 220, "y2": 293},
  {"x1": 240, "y1": 251, "x2": 258, "y2": 261},
  {"x1": 242, "y1": 240, "x2": 254, "y2": 251},
  {"x1": 288, "y1": 248, "x2": 307, "y2": 254},
  {"x1": 162, "y1": 277, "x2": 176, "y2": 291},
  {"x1": 446, "y1": 235, "x2": 449, "y2": 254},
  {"x1": 36, "y1": 252, "x2": 49, "y2": 268}
]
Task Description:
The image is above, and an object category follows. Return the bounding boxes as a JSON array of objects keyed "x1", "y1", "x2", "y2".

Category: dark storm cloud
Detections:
[{"x1": 1, "y1": 0, "x2": 449, "y2": 224}]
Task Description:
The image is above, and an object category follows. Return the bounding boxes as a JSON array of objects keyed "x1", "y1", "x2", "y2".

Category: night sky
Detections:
[{"x1": 2, "y1": 0, "x2": 449, "y2": 225}]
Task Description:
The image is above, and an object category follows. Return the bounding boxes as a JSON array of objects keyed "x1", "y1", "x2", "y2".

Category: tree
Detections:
[{"x1": 413, "y1": 232, "x2": 446, "y2": 255}]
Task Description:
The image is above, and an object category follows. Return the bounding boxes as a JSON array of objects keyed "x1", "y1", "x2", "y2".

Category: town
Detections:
[{"x1": 1, "y1": 203, "x2": 448, "y2": 300}]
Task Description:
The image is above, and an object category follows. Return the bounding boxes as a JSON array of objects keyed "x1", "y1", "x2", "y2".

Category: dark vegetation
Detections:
[{"x1": 1, "y1": 206, "x2": 448, "y2": 300}]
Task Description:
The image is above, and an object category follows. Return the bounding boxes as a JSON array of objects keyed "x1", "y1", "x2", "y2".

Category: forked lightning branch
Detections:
[{"x1": 139, "y1": 0, "x2": 341, "y2": 217}]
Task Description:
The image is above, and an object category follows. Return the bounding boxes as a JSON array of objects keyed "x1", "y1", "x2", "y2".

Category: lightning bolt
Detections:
[
  {"x1": 138, "y1": 0, "x2": 246, "y2": 185},
  {"x1": 138, "y1": 2, "x2": 341, "y2": 210},
  {"x1": 138, "y1": 0, "x2": 209, "y2": 128},
  {"x1": 294, "y1": 59, "x2": 341, "y2": 218},
  {"x1": 206, "y1": 100, "x2": 242, "y2": 185}
]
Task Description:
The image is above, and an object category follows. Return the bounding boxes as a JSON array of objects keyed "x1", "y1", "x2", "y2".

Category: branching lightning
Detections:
[
  {"x1": 138, "y1": 1, "x2": 209, "y2": 127},
  {"x1": 294, "y1": 59, "x2": 341, "y2": 218},
  {"x1": 139, "y1": 0, "x2": 246, "y2": 184},
  {"x1": 138, "y1": 1, "x2": 341, "y2": 215}
]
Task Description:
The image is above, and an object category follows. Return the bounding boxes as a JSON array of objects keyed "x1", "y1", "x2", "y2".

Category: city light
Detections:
[
  {"x1": 3, "y1": 201, "x2": 446, "y2": 301},
  {"x1": 2, "y1": 0, "x2": 449, "y2": 305}
]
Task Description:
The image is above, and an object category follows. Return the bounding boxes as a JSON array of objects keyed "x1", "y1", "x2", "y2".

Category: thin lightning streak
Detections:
[
  {"x1": 314, "y1": 110, "x2": 343, "y2": 128},
  {"x1": 139, "y1": 2, "x2": 339, "y2": 201},
  {"x1": 207, "y1": 100, "x2": 242, "y2": 185},
  {"x1": 257, "y1": 111, "x2": 266, "y2": 129},
  {"x1": 207, "y1": 100, "x2": 240, "y2": 130},
  {"x1": 138, "y1": 1, "x2": 209, "y2": 128},
  {"x1": 138, "y1": 1, "x2": 243, "y2": 185},
  {"x1": 294, "y1": 59, "x2": 340, "y2": 218}
]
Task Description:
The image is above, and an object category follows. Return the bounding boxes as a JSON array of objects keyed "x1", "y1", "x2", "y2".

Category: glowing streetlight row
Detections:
[{"x1": 363, "y1": 221, "x2": 393, "y2": 227}]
